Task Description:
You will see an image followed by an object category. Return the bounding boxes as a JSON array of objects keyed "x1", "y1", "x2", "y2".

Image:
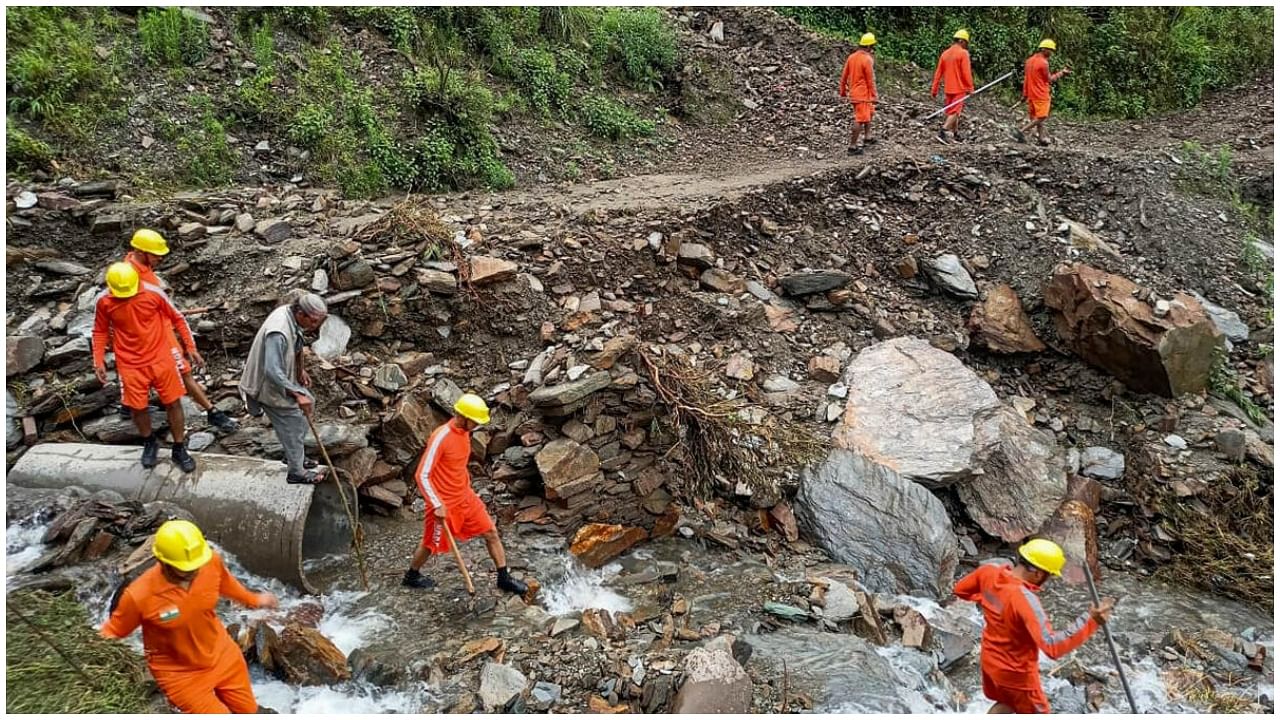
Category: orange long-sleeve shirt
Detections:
[
  {"x1": 954, "y1": 561, "x2": 1098, "y2": 683},
  {"x1": 92, "y1": 285, "x2": 195, "y2": 370},
  {"x1": 124, "y1": 251, "x2": 163, "y2": 288},
  {"x1": 100, "y1": 553, "x2": 265, "y2": 674},
  {"x1": 932, "y1": 44, "x2": 974, "y2": 97},
  {"x1": 415, "y1": 418, "x2": 475, "y2": 510},
  {"x1": 839, "y1": 49, "x2": 877, "y2": 103},
  {"x1": 1023, "y1": 53, "x2": 1052, "y2": 101}
]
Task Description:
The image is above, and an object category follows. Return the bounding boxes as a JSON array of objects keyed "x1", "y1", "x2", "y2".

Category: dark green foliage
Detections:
[
  {"x1": 6, "y1": 7, "x2": 118, "y2": 137},
  {"x1": 781, "y1": 6, "x2": 1273, "y2": 117},
  {"x1": 511, "y1": 48, "x2": 573, "y2": 115},
  {"x1": 7, "y1": 126, "x2": 55, "y2": 173},
  {"x1": 594, "y1": 8, "x2": 679, "y2": 91},
  {"x1": 175, "y1": 98, "x2": 236, "y2": 187},
  {"x1": 578, "y1": 95, "x2": 655, "y2": 140},
  {"x1": 273, "y1": 6, "x2": 329, "y2": 40},
  {"x1": 138, "y1": 7, "x2": 210, "y2": 66}
]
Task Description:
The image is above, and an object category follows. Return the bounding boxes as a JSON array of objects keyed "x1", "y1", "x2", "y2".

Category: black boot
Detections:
[
  {"x1": 402, "y1": 568, "x2": 436, "y2": 589},
  {"x1": 207, "y1": 408, "x2": 239, "y2": 432},
  {"x1": 140, "y1": 434, "x2": 160, "y2": 469},
  {"x1": 172, "y1": 442, "x2": 197, "y2": 473},
  {"x1": 118, "y1": 404, "x2": 132, "y2": 419},
  {"x1": 496, "y1": 568, "x2": 528, "y2": 596}
]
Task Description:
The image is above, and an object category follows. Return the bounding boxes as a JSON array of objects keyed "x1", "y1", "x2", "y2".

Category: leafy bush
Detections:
[
  {"x1": 401, "y1": 68, "x2": 513, "y2": 190},
  {"x1": 138, "y1": 7, "x2": 209, "y2": 66},
  {"x1": 511, "y1": 48, "x2": 572, "y2": 115},
  {"x1": 274, "y1": 6, "x2": 329, "y2": 40},
  {"x1": 578, "y1": 95, "x2": 655, "y2": 140},
  {"x1": 175, "y1": 97, "x2": 236, "y2": 187},
  {"x1": 781, "y1": 6, "x2": 1273, "y2": 118},
  {"x1": 595, "y1": 8, "x2": 679, "y2": 91},
  {"x1": 287, "y1": 104, "x2": 335, "y2": 148},
  {"x1": 6, "y1": 7, "x2": 117, "y2": 136},
  {"x1": 343, "y1": 7, "x2": 419, "y2": 50},
  {"x1": 7, "y1": 126, "x2": 55, "y2": 173}
]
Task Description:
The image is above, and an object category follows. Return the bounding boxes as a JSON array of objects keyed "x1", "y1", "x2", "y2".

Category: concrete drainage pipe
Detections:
[{"x1": 7, "y1": 443, "x2": 356, "y2": 594}]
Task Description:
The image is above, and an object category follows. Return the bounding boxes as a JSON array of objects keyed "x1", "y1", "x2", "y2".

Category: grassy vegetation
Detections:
[
  {"x1": 782, "y1": 6, "x2": 1273, "y2": 118},
  {"x1": 6, "y1": 590, "x2": 155, "y2": 714},
  {"x1": 5, "y1": 6, "x2": 677, "y2": 193}
]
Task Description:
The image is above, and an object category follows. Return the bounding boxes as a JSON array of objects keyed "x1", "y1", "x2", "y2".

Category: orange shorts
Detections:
[
  {"x1": 1028, "y1": 98, "x2": 1051, "y2": 120},
  {"x1": 421, "y1": 493, "x2": 495, "y2": 553},
  {"x1": 852, "y1": 101, "x2": 874, "y2": 124},
  {"x1": 945, "y1": 92, "x2": 966, "y2": 116},
  {"x1": 119, "y1": 359, "x2": 186, "y2": 410},
  {"x1": 982, "y1": 669, "x2": 1050, "y2": 714}
]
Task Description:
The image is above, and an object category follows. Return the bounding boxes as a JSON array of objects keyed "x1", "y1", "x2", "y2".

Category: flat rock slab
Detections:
[
  {"x1": 779, "y1": 270, "x2": 853, "y2": 296},
  {"x1": 924, "y1": 254, "x2": 977, "y2": 299}
]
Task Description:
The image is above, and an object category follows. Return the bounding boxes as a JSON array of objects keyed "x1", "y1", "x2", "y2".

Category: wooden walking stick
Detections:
[
  {"x1": 305, "y1": 415, "x2": 369, "y2": 591},
  {"x1": 441, "y1": 522, "x2": 475, "y2": 595},
  {"x1": 1084, "y1": 564, "x2": 1139, "y2": 713}
]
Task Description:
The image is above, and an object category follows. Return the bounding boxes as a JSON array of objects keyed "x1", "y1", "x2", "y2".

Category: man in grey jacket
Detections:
[{"x1": 240, "y1": 294, "x2": 328, "y2": 484}]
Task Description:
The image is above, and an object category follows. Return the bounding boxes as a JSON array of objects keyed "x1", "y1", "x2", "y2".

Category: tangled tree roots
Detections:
[{"x1": 637, "y1": 348, "x2": 824, "y2": 505}]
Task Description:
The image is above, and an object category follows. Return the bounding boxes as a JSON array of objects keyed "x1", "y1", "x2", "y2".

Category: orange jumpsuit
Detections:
[
  {"x1": 415, "y1": 417, "x2": 495, "y2": 553},
  {"x1": 100, "y1": 552, "x2": 267, "y2": 714},
  {"x1": 932, "y1": 44, "x2": 974, "y2": 116},
  {"x1": 125, "y1": 251, "x2": 197, "y2": 375},
  {"x1": 954, "y1": 560, "x2": 1098, "y2": 713},
  {"x1": 93, "y1": 285, "x2": 194, "y2": 409},
  {"x1": 839, "y1": 49, "x2": 877, "y2": 124},
  {"x1": 1023, "y1": 53, "x2": 1053, "y2": 119}
]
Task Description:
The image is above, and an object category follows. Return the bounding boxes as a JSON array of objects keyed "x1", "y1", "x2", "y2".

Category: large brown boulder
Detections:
[
  {"x1": 274, "y1": 623, "x2": 351, "y2": 686},
  {"x1": 1043, "y1": 263, "x2": 1223, "y2": 396},
  {"x1": 1037, "y1": 499, "x2": 1101, "y2": 586},
  {"x1": 380, "y1": 394, "x2": 448, "y2": 465},
  {"x1": 570, "y1": 523, "x2": 647, "y2": 568},
  {"x1": 967, "y1": 284, "x2": 1046, "y2": 354}
]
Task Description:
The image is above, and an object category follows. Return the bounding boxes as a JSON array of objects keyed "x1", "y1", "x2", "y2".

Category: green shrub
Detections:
[
  {"x1": 235, "y1": 69, "x2": 278, "y2": 122},
  {"x1": 7, "y1": 126, "x2": 55, "y2": 172},
  {"x1": 511, "y1": 48, "x2": 572, "y2": 115},
  {"x1": 175, "y1": 98, "x2": 236, "y2": 187},
  {"x1": 274, "y1": 6, "x2": 329, "y2": 39},
  {"x1": 344, "y1": 7, "x2": 419, "y2": 50},
  {"x1": 6, "y1": 7, "x2": 117, "y2": 136},
  {"x1": 288, "y1": 104, "x2": 335, "y2": 148},
  {"x1": 781, "y1": 6, "x2": 1273, "y2": 118},
  {"x1": 138, "y1": 7, "x2": 209, "y2": 66},
  {"x1": 595, "y1": 8, "x2": 678, "y2": 91},
  {"x1": 401, "y1": 68, "x2": 513, "y2": 190},
  {"x1": 248, "y1": 18, "x2": 275, "y2": 70},
  {"x1": 578, "y1": 95, "x2": 654, "y2": 140}
]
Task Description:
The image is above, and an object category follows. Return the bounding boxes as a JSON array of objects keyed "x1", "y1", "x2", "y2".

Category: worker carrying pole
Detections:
[
  {"x1": 838, "y1": 32, "x2": 879, "y2": 155},
  {"x1": 930, "y1": 29, "x2": 975, "y2": 143},
  {"x1": 100, "y1": 520, "x2": 278, "y2": 713},
  {"x1": 402, "y1": 393, "x2": 529, "y2": 596},
  {"x1": 953, "y1": 538, "x2": 1118, "y2": 714},
  {"x1": 1014, "y1": 39, "x2": 1072, "y2": 147}
]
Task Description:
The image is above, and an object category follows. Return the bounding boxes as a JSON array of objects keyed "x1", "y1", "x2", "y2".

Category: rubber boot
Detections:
[
  {"x1": 172, "y1": 442, "x2": 196, "y2": 473},
  {"x1": 497, "y1": 568, "x2": 528, "y2": 596},
  {"x1": 140, "y1": 435, "x2": 160, "y2": 469},
  {"x1": 1012, "y1": 128, "x2": 1027, "y2": 143},
  {"x1": 403, "y1": 568, "x2": 436, "y2": 589},
  {"x1": 936, "y1": 129, "x2": 950, "y2": 144}
]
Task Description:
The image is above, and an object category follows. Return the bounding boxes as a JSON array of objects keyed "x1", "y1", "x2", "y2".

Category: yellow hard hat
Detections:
[
  {"x1": 1019, "y1": 538, "x2": 1066, "y2": 576},
  {"x1": 130, "y1": 228, "x2": 170, "y2": 256},
  {"x1": 859, "y1": 33, "x2": 876, "y2": 47},
  {"x1": 1039, "y1": 39, "x2": 1057, "y2": 51},
  {"x1": 954, "y1": 29, "x2": 970, "y2": 42},
  {"x1": 153, "y1": 520, "x2": 213, "y2": 572},
  {"x1": 106, "y1": 262, "x2": 140, "y2": 299},
  {"x1": 454, "y1": 393, "x2": 490, "y2": 425}
]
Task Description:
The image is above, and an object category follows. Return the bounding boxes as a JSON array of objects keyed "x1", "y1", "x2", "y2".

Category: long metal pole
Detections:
[
  {"x1": 1083, "y1": 564, "x2": 1139, "y2": 713},
  {"x1": 923, "y1": 71, "x2": 1015, "y2": 120}
]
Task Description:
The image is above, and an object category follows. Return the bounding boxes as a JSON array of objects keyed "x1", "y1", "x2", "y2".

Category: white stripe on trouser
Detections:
[{"x1": 418, "y1": 427, "x2": 448, "y2": 509}]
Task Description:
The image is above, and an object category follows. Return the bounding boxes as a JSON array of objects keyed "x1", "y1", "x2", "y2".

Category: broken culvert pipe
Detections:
[{"x1": 7, "y1": 443, "x2": 355, "y2": 594}]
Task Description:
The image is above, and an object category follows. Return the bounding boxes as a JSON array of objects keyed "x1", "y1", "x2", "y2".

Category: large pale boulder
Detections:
[
  {"x1": 1043, "y1": 263, "x2": 1223, "y2": 397},
  {"x1": 796, "y1": 450, "x2": 958, "y2": 598}
]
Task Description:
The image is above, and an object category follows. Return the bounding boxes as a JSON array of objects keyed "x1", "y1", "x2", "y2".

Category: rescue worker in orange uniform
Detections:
[
  {"x1": 953, "y1": 539, "x2": 1116, "y2": 714},
  {"x1": 931, "y1": 29, "x2": 975, "y2": 144},
  {"x1": 120, "y1": 229, "x2": 239, "y2": 433},
  {"x1": 402, "y1": 393, "x2": 528, "y2": 595},
  {"x1": 100, "y1": 520, "x2": 278, "y2": 714},
  {"x1": 1014, "y1": 40, "x2": 1071, "y2": 147},
  {"x1": 93, "y1": 262, "x2": 198, "y2": 472},
  {"x1": 839, "y1": 33, "x2": 879, "y2": 155}
]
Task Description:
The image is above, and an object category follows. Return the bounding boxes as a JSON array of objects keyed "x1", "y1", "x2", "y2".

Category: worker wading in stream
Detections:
[
  {"x1": 953, "y1": 538, "x2": 1117, "y2": 714},
  {"x1": 839, "y1": 32, "x2": 879, "y2": 155},
  {"x1": 93, "y1": 263, "x2": 199, "y2": 472},
  {"x1": 403, "y1": 393, "x2": 528, "y2": 596},
  {"x1": 100, "y1": 520, "x2": 278, "y2": 714},
  {"x1": 931, "y1": 29, "x2": 975, "y2": 144},
  {"x1": 118, "y1": 228, "x2": 239, "y2": 433},
  {"x1": 239, "y1": 293, "x2": 329, "y2": 484},
  {"x1": 1014, "y1": 39, "x2": 1071, "y2": 146}
]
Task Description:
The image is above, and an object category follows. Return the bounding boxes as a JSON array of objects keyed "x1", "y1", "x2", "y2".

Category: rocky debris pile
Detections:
[{"x1": 1159, "y1": 626, "x2": 1269, "y2": 683}]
